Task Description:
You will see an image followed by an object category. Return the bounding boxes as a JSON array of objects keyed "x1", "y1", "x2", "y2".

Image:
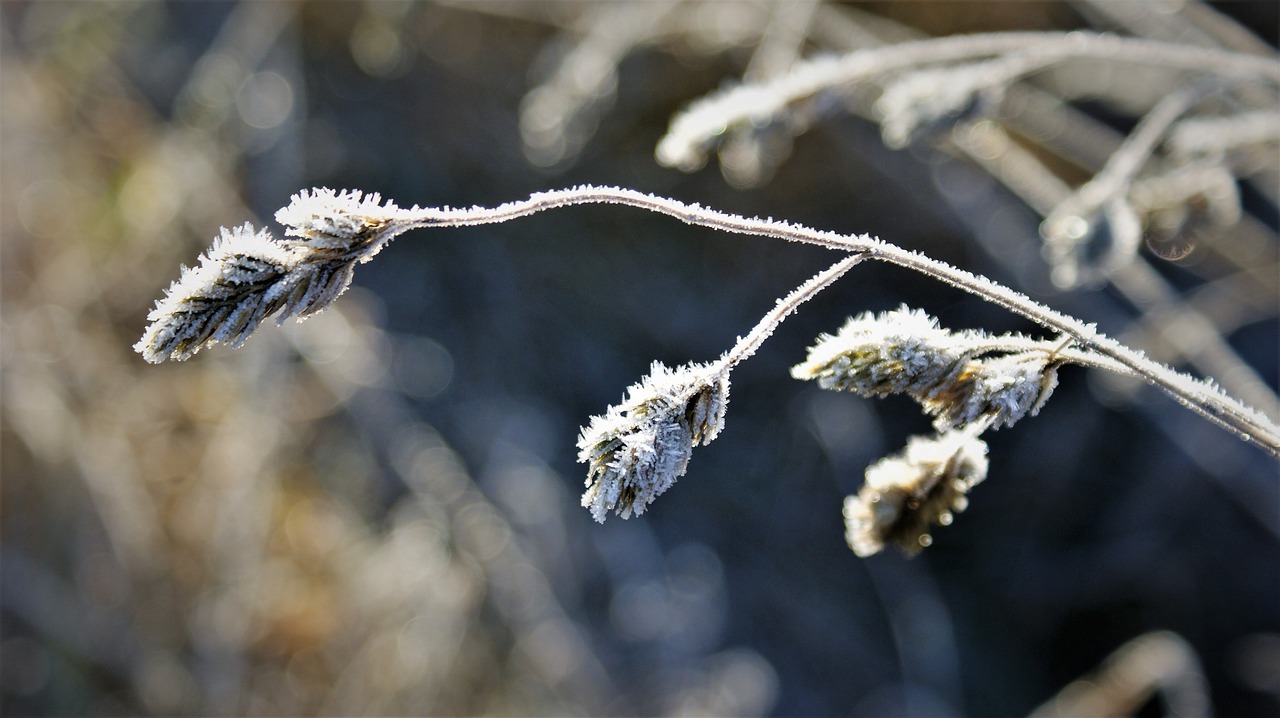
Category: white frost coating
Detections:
[
  {"x1": 845, "y1": 429, "x2": 989, "y2": 556},
  {"x1": 276, "y1": 187, "x2": 406, "y2": 249},
  {"x1": 657, "y1": 31, "x2": 1280, "y2": 171},
  {"x1": 136, "y1": 189, "x2": 413, "y2": 363},
  {"x1": 793, "y1": 306, "x2": 1060, "y2": 431},
  {"x1": 577, "y1": 361, "x2": 728, "y2": 522},
  {"x1": 135, "y1": 224, "x2": 300, "y2": 362}
]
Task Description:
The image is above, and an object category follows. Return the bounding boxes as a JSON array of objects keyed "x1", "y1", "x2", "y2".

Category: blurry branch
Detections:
[
  {"x1": 467, "y1": 0, "x2": 880, "y2": 182},
  {"x1": 1168, "y1": 109, "x2": 1280, "y2": 158},
  {"x1": 742, "y1": 0, "x2": 819, "y2": 81},
  {"x1": 519, "y1": 0, "x2": 680, "y2": 168},
  {"x1": 655, "y1": 27, "x2": 1279, "y2": 299},
  {"x1": 1076, "y1": 0, "x2": 1276, "y2": 57},
  {"x1": 1028, "y1": 632, "x2": 1210, "y2": 718},
  {"x1": 714, "y1": 0, "x2": 819, "y2": 187},
  {"x1": 655, "y1": 31, "x2": 1280, "y2": 171},
  {"x1": 1040, "y1": 80, "x2": 1229, "y2": 288}
]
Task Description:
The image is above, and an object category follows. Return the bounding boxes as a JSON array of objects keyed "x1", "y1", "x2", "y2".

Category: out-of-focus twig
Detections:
[{"x1": 1028, "y1": 631, "x2": 1211, "y2": 718}]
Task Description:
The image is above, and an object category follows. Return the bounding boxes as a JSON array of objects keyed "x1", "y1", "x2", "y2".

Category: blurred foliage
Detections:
[{"x1": 2, "y1": 1, "x2": 1277, "y2": 716}]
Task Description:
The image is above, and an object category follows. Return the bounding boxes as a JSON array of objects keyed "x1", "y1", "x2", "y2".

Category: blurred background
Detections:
[{"x1": 2, "y1": 1, "x2": 1277, "y2": 715}]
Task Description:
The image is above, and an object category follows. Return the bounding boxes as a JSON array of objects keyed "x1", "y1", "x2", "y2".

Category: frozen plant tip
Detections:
[
  {"x1": 275, "y1": 187, "x2": 405, "y2": 250},
  {"x1": 134, "y1": 224, "x2": 298, "y2": 363},
  {"x1": 137, "y1": 189, "x2": 411, "y2": 362},
  {"x1": 875, "y1": 61, "x2": 1004, "y2": 148},
  {"x1": 578, "y1": 362, "x2": 729, "y2": 522},
  {"x1": 844, "y1": 429, "x2": 989, "y2": 557},
  {"x1": 792, "y1": 306, "x2": 1061, "y2": 431}
]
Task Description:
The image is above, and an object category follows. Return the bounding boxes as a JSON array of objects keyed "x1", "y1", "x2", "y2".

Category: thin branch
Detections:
[
  {"x1": 716, "y1": 252, "x2": 866, "y2": 372},
  {"x1": 1029, "y1": 631, "x2": 1210, "y2": 718}
]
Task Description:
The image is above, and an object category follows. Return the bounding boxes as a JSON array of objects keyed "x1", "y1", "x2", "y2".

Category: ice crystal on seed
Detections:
[
  {"x1": 844, "y1": 430, "x2": 989, "y2": 557},
  {"x1": 136, "y1": 189, "x2": 419, "y2": 363},
  {"x1": 275, "y1": 187, "x2": 403, "y2": 251},
  {"x1": 134, "y1": 224, "x2": 301, "y2": 363},
  {"x1": 578, "y1": 361, "x2": 730, "y2": 522},
  {"x1": 792, "y1": 306, "x2": 1060, "y2": 431}
]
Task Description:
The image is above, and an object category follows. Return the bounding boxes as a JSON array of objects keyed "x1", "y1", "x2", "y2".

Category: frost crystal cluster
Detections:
[
  {"x1": 792, "y1": 306, "x2": 1059, "y2": 431},
  {"x1": 135, "y1": 189, "x2": 407, "y2": 363},
  {"x1": 578, "y1": 361, "x2": 729, "y2": 522},
  {"x1": 134, "y1": 224, "x2": 297, "y2": 362},
  {"x1": 275, "y1": 187, "x2": 404, "y2": 249},
  {"x1": 843, "y1": 429, "x2": 989, "y2": 557}
]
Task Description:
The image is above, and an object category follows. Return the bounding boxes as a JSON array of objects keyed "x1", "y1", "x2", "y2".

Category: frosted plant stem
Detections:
[
  {"x1": 926, "y1": 338, "x2": 1136, "y2": 377},
  {"x1": 714, "y1": 252, "x2": 865, "y2": 374},
  {"x1": 864, "y1": 236, "x2": 1277, "y2": 455},
  {"x1": 957, "y1": 119, "x2": 1280, "y2": 425},
  {"x1": 656, "y1": 31, "x2": 1280, "y2": 169},
  {"x1": 387, "y1": 186, "x2": 1279, "y2": 456}
]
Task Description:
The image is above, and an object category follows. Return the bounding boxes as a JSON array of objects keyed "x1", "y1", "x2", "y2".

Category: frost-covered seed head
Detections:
[
  {"x1": 137, "y1": 189, "x2": 414, "y2": 363},
  {"x1": 134, "y1": 224, "x2": 301, "y2": 363},
  {"x1": 792, "y1": 306, "x2": 961, "y2": 396},
  {"x1": 578, "y1": 362, "x2": 730, "y2": 522},
  {"x1": 922, "y1": 352, "x2": 1059, "y2": 430},
  {"x1": 844, "y1": 430, "x2": 989, "y2": 557},
  {"x1": 793, "y1": 306, "x2": 1061, "y2": 432},
  {"x1": 275, "y1": 187, "x2": 403, "y2": 254}
]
